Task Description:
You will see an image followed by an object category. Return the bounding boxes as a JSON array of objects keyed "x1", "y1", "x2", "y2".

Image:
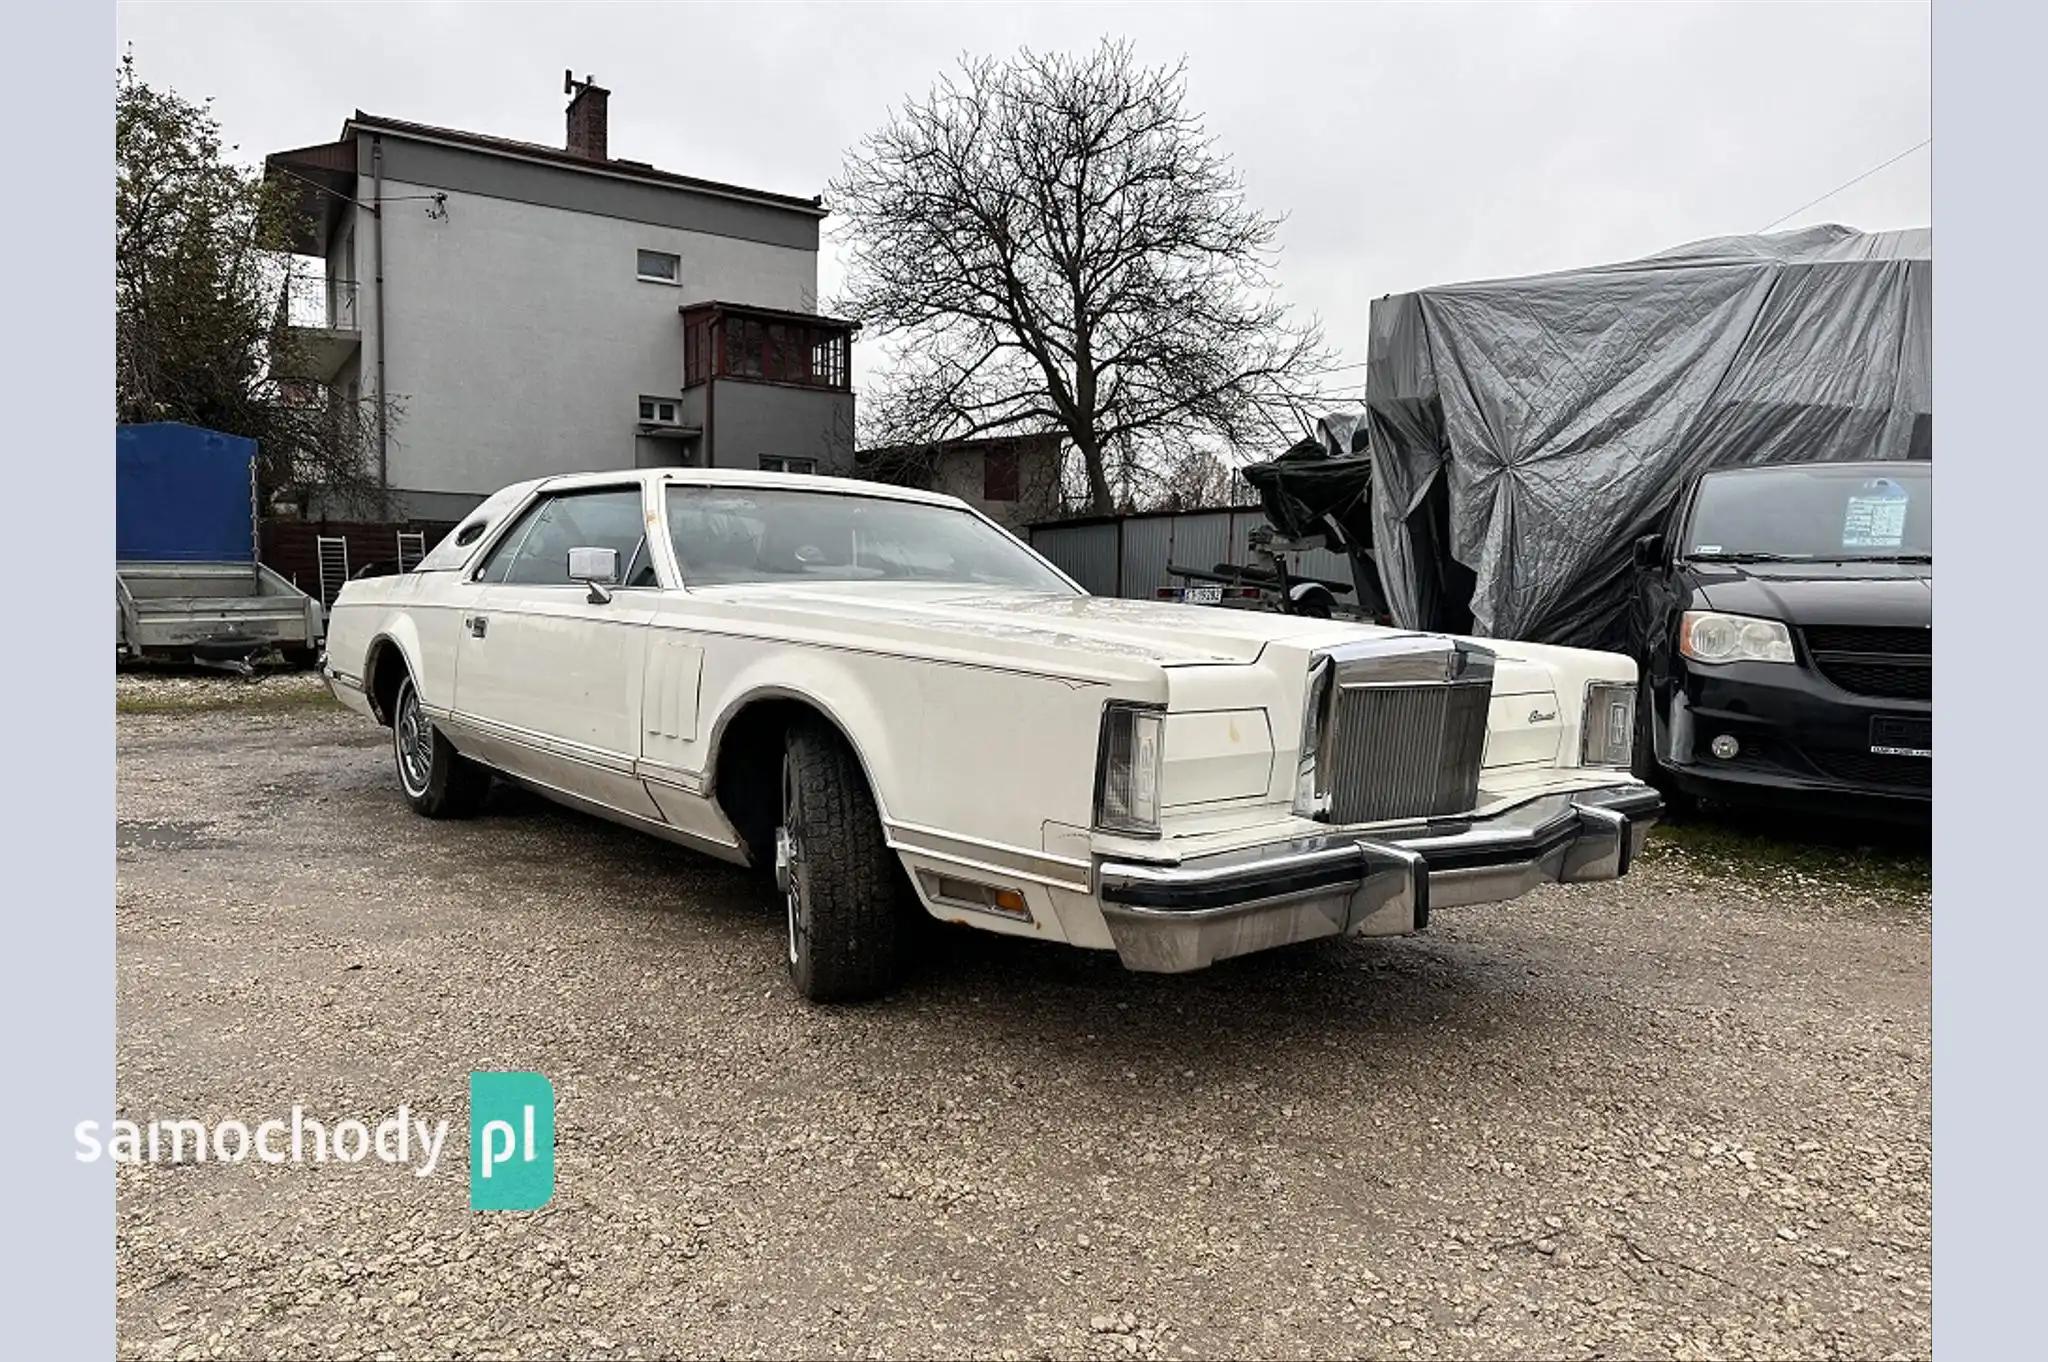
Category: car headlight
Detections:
[
  {"x1": 1094, "y1": 702, "x2": 1165, "y2": 836},
  {"x1": 1678, "y1": 610, "x2": 1796, "y2": 664},
  {"x1": 1581, "y1": 681, "x2": 1636, "y2": 768},
  {"x1": 1293, "y1": 657, "x2": 1333, "y2": 819}
]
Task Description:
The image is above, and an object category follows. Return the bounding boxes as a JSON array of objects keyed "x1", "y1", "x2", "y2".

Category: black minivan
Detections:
[{"x1": 1630, "y1": 461, "x2": 1931, "y2": 818}]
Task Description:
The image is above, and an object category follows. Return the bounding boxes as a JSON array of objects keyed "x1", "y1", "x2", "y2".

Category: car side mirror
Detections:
[
  {"x1": 1632, "y1": 533, "x2": 1666, "y2": 571},
  {"x1": 567, "y1": 546, "x2": 620, "y2": 604}
]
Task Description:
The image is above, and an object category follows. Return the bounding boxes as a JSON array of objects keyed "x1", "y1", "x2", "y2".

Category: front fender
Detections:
[
  {"x1": 702, "y1": 646, "x2": 1113, "y2": 847},
  {"x1": 705, "y1": 647, "x2": 908, "y2": 820}
]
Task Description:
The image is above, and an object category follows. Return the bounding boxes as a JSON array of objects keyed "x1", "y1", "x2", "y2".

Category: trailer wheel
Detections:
[{"x1": 392, "y1": 674, "x2": 488, "y2": 818}]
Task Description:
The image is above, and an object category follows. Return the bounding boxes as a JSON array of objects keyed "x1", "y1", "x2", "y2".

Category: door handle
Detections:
[{"x1": 466, "y1": 615, "x2": 488, "y2": 638}]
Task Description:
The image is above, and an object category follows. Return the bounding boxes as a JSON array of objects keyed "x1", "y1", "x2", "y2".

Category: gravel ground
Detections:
[
  {"x1": 115, "y1": 668, "x2": 331, "y2": 713},
  {"x1": 115, "y1": 685, "x2": 1931, "y2": 1361}
]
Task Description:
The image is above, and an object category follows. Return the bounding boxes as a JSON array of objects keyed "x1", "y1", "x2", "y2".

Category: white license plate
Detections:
[{"x1": 1182, "y1": 585, "x2": 1223, "y2": 605}]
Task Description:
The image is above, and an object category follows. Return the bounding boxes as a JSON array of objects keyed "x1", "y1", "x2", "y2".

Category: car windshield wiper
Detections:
[
  {"x1": 1815, "y1": 553, "x2": 1933, "y2": 564},
  {"x1": 1682, "y1": 551, "x2": 1811, "y2": 563}
]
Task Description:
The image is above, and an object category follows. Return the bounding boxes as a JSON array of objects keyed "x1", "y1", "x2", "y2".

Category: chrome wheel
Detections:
[
  {"x1": 779, "y1": 750, "x2": 804, "y2": 966},
  {"x1": 394, "y1": 678, "x2": 434, "y2": 798}
]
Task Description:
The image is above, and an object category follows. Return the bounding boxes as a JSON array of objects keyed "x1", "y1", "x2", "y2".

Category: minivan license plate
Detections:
[{"x1": 1869, "y1": 715, "x2": 1931, "y2": 758}]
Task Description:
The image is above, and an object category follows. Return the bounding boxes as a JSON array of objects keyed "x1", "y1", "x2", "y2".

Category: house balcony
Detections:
[
  {"x1": 681, "y1": 300, "x2": 855, "y2": 392},
  {"x1": 271, "y1": 275, "x2": 362, "y2": 385}
]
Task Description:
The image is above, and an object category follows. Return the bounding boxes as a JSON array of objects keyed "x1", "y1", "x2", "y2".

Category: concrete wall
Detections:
[
  {"x1": 325, "y1": 204, "x2": 360, "y2": 329},
  {"x1": 921, "y1": 443, "x2": 1063, "y2": 531},
  {"x1": 705, "y1": 381, "x2": 855, "y2": 475},
  {"x1": 367, "y1": 131, "x2": 821, "y2": 253},
  {"x1": 364, "y1": 172, "x2": 821, "y2": 509}
]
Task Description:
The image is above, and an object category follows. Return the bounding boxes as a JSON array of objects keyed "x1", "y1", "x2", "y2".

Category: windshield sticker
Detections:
[
  {"x1": 1842, "y1": 479, "x2": 1910, "y2": 549},
  {"x1": 1694, "y1": 544, "x2": 1722, "y2": 555}
]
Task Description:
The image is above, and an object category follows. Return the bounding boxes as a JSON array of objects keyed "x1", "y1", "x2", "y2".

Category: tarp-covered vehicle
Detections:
[{"x1": 1362, "y1": 224, "x2": 1931, "y2": 651}]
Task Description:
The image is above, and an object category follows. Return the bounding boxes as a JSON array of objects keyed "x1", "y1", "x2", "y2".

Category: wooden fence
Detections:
[{"x1": 260, "y1": 519, "x2": 459, "y2": 597}]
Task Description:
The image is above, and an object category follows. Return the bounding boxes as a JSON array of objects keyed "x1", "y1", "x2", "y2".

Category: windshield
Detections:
[
  {"x1": 665, "y1": 485, "x2": 1080, "y2": 592},
  {"x1": 1684, "y1": 464, "x2": 1932, "y2": 561}
]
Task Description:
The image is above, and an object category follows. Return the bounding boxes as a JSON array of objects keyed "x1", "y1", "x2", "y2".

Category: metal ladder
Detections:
[{"x1": 316, "y1": 536, "x2": 350, "y2": 607}]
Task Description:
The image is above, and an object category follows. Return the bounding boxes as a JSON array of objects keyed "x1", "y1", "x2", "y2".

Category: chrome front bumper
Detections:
[{"x1": 1096, "y1": 784, "x2": 1661, "y2": 972}]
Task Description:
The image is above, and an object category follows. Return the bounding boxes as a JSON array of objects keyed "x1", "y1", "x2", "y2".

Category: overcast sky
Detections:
[{"x1": 116, "y1": 1, "x2": 1929, "y2": 408}]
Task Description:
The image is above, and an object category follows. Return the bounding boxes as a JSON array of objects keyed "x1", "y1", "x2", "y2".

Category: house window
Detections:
[
  {"x1": 638, "y1": 395, "x2": 680, "y2": 425},
  {"x1": 983, "y1": 448, "x2": 1020, "y2": 502},
  {"x1": 760, "y1": 455, "x2": 818, "y2": 475},
  {"x1": 636, "y1": 249, "x2": 680, "y2": 284}
]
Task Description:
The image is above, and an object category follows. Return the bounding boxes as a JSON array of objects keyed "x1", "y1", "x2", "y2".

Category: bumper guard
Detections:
[{"x1": 1096, "y1": 784, "x2": 1661, "y2": 972}]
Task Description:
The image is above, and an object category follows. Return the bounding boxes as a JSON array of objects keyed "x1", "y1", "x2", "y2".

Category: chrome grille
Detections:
[{"x1": 1317, "y1": 640, "x2": 1495, "y2": 825}]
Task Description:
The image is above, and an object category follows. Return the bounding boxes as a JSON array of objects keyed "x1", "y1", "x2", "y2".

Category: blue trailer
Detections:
[{"x1": 115, "y1": 423, "x2": 323, "y2": 665}]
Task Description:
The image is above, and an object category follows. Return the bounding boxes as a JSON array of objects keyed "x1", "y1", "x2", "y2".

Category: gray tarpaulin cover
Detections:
[{"x1": 1363, "y1": 224, "x2": 1931, "y2": 649}]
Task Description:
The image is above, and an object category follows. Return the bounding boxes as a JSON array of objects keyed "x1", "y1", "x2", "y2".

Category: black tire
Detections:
[
  {"x1": 778, "y1": 719, "x2": 914, "y2": 1002},
  {"x1": 392, "y1": 673, "x2": 489, "y2": 818}
]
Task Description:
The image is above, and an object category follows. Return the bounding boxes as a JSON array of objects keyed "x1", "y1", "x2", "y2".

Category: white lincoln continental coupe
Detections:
[{"x1": 322, "y1": 468, "x2": 1660, "y2": 1000}]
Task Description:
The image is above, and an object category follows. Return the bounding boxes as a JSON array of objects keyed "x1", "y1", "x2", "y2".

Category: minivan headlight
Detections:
[
  {"x1": 1582, "y1": 681, "x2": 1636, "y2": 768},
  {"x1": 1094, "y1": 703, "x2": 1165, "y2": 836},
  {"x1": 1679, "y1": 610, "x2": 1795, "y2": 664}
]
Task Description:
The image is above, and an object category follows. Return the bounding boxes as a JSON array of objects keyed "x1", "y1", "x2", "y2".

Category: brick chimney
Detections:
[{"x1": 564, "y1": 70, "x2": 609, "y2": 161}]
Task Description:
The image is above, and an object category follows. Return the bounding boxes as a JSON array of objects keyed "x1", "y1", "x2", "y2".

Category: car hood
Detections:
[
  {"x1": 686, "y1": 583, "x2": 1574, "y2": 696},
  {"x1": 688, "y1": 582, "x2": 1391, "y2": 666},
  {"x1": 1690, "y1": 560, "x2": 1932, "y2": 628}
]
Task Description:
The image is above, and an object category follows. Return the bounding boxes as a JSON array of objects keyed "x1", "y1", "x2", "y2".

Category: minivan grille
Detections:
[
  {"x1": 1801, "y1": 625, "x2": 1931, "y2": 657},
  {"x1": 1325, "y1": 681, "x2": 1492, "y2": 824},
  {"x1": 1802, "y1": 625, "x2": 1933, "y2": 701}
]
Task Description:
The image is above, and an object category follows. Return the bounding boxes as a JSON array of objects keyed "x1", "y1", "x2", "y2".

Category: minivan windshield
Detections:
[
  {"x1": 1684, "y1": 464, "x2": 1932, "y2": 562},
  {"x1": 665, "y1": 485, "x2": 1080, "y2": 592}
]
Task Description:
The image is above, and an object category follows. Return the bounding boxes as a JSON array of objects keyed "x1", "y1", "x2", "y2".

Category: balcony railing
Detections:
[
  {"x1": 277, "y1": 270, "x2": 360, "y2": 332},
  {"x1": 271, "y1": 269, "x2": 364, "y2": 384}
]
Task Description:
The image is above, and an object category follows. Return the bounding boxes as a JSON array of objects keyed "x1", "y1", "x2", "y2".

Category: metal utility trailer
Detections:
[
  {"x1": 1164, "y1": 525, "x2": 1361, "y2": 618},
  {"x1": 1162, "y1": 433, "x2": 1393, "y2": 622},
  {"x1": 115, "y1": 423, "x2": 323, "y2": 667},
  {"x1": 116, "y1": 560, "x2": 325, "y2": 665}
]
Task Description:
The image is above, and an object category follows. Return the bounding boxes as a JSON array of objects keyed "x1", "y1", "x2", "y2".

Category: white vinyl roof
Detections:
[{"x1": 412, "y1": 467, "x2": 973, "y2": 574}]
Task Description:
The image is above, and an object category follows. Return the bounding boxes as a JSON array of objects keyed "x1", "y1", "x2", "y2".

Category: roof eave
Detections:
[
  {"x1": 342, "y1": 112, "x2": 829, "y2": 218},
  {"x1": 679, "y1": 299, "x2": 859, "y2": 331},
  {"x1": 262, "y1": 139, "x2": 360, "y2": 255}
]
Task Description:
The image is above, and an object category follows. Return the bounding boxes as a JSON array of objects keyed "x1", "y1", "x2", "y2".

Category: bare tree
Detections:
[
  {"x1": 833, "y1": 40, "x2": 1330, "y2": 516},
  {"x1": 1150, "y1": 448, "x2": 1238, "y2": 511}
]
